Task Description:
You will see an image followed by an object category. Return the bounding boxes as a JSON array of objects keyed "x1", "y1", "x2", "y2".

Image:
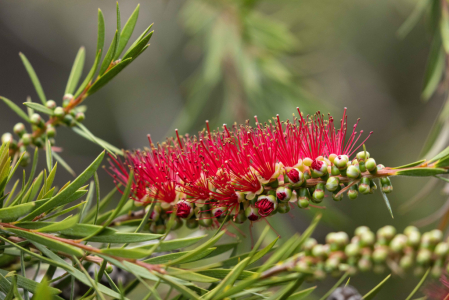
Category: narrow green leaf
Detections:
[
  {"x1": 97, "y1": 9, "x2": 105, "y2": 56},
  {"x1": 99, "y1": 31, "x2": 118, "y2": 76},
  {"x1": 144, "y1": 248, "x2": 215, "y2": 265},
  {"x1": 319, "y1": 272, "x2": 350, "y2": 300},
  {"x1": 0, "y1": 202, "x2": 35, "y2": 219},
  {"x1": 45, "y1": 163, "x2": 57, "y2": 192},
  {"x1": 37, "y1": 215, "x2": 79, "y2": 233},
  {"x1": 45, "y1": 138, "x2": 52, "y2": 172},
  {"x1": 270, "y1": 274, "x2": 305, "y2": 300},
  {"x1": 0, "y1": 270, "x2": 60, "y2": 295},
  {"x1": 40, "y1": 202, "x2": 85, "y2": 221},
  {"x1": 74, "y1": 123, "x2": 120, "y2": 157},
  {"x1": 362, "y1": 274, "x2": 391, "y2": 300},
  {"x1": 429, "y1": 145, "x2": 449, "y2": 163},
  {"x1": 116, "y1": 2, "x2": 121, "y2": 53},
  {"x1": 25, "y1": 96, "x2": 34, "y2": 118},
  {"x1": 404, "y1": 269, "x2": 430, "y2": 300},
  {"x1": 167, "y1": 231, "x2": 225, "y2": 266},
  {"x1": 19, "y1": 53, "x2": 47, "y2": 104},
  {"x1": 397, "y1": 0, "x2": 431, "y2": 38},
  {"x1": 115, "y1": 4, "x2": 140, "y2": 59},
  {"x1": 79, "y1": 181, "x2": 94, "y2": 223},
  {"x1": 136, "y1": 235, "x2": 206, "y2": 252},
  {"x1": 422, "y1": 36, "x2": 445, "y2": 101},
  {"x1": 65, "y1": 47, "x2": 85, "y2": 95},
  {"x1": 74, "y1": 50, "x2": 102, "y2": 98},
  {"x1": 33, "y1": 278, "x2": 53, "y2": 300},
  {"x1": 5, "y1": 228, "x2": 83, "y2": 257},
  {"x1": 395, "y1": 168, "x2": 448, "y2": 177},
  {"x1": 73, "y1": 127, "x2": 123, "y2": 156},
  {"x1": 20, "y1": 151, "x2": 104, "y2": 221},
  {"x1": 153, "y1": 273, "x2": 200, "y2": 300},
  {"x1": 23, "y1": 102, "x2": 54, "y2": 115},
  {"x1": 93, "y1": 172, "x2": 100, "y2": 225},
  {"x1": 122, "y1": 31, "x2": 153, "y2": 61},
  {"x1": 286, "y1": 286, "x2": 316, "y2": 300},
  {"x1": 87, "y1": 58, "x2": 133, "y2": 96},
  {"x1": 123, "y1": 24, "x2": 153, "y2": 58},
  {"x1": 167, "y1": 268, "x2": 219, "y2": 283},
  {"x1": 0, "y1": 97, "x2": 31, "y2": 122},
  {"x1": 52, "y1": 152, "x2": 75, "y2": 177},
  {"x1": 391, "y1": 159, "x2": 426, "y2": 169},
  {"x1": 101, "y1": 248, "x2": 149, "y2": 259}
]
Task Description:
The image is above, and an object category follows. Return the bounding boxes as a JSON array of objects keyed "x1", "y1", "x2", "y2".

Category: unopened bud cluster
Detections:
[
  {"x1": 1, "y1": 94, "x2": 86, "y2": 166},
  {"x1": 291, "y1": 226, "x2": 449, "y2": 281}
]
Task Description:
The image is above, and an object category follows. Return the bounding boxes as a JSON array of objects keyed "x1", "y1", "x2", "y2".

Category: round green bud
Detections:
[
  {"x1": 435, "y1": 242, "x2": 449, "y2": 258},
  {"x1": 233, "y1": 209, "x2": 246, "y2": 224},
  {"x1": 46, "y1": 125, "x2": 56, "y2": 138},
  {"x1": 325, "y1": 257, "x2": 340, "y2": 272},
  {"x1": 75, "y1": 112, "x2": 85, "y2": 122},
  {"x1": 186, "y1": 218, "x2": 199, "y2": 229},
  {"x1": 33, "y1": 137, "x2": 44, "y2": 148},
  {"x1": 334, "y1": 155, "x2": 349, "y2": 169},
  {"x1": 346, "y1": 165, "x2": 361, "y2": 179},
  {"x1": 331, "y1": 165, "x2": 340, "y2": 176},
  {"x1": 417, "y1": 248, "x2": 432, "y2": 265},
  {"x1": 356, "y1": 151, "x2": 370, "y2": 161},
  {"x1": 345, "y1": 243, "x2": 360, "y2": 257},
  {"x1": 54, "y1": 107, "x2": 65, "y2": 118},
  {"x1": 62, "y1": 94, "x2": 73, "y2": 107},
  {"x1": 199, "y1": 213, "x2": 213, "y2": 227},
  {"x1": 382, "y1": 185, "x2": 393, "y2": 194},
  {"x1": 390, "y1": 234, "x2": 407, "y2": 253},
  {"x1": 105, "y1": 264, "x2": 114, "y2": 274},
  {"x1": 312, "y1": 185, "x2": 325, "y2": 203},
  {"x1": 297, "y1": 198, "x2": 309, "y2": 208},
  {"x1": 377, "y1": 225, "x2": 396, "y2": 241},
  {"x1": 429, "y1": 229, "x2": 443, "y2": 244},
  {"x1": 406, "y1": 230, "x2": 421, "y2": 248},
  {"x1": 399, "y1": 254, "x2": 413, "y2": 270},
  {"x1": 365, "y1": 158, "x2": 377, "y2": 173},
  {"x1": 358, "y1": 177, "x2": 371, "y2": 194},
  {"x1": 312, "y1": 244, "x2": 326, "y2": 258},
  {"x1": 326, "y1": 233, "x2": 336, "y2": 244},
  {"x1": 358, "y1": 258, "x2": 372, "y2": 272},
  {"x1": 325, "y1": 177, "x2": 340, "y2": 192},
  {"x1": 245, "y1": 205, "x2": 260, "y2": 221},
  {"x1": 1, "y1": 133, "x2": 13, "y2": 144},
  {"x1": 404, "y1": 226, "x2": 419, "y2": 236},
  {"x1": 13, "y1": 123, "x2": 26, "y2": 136},
  {"x1": 355, "y1": 226, "x2": 370, "y2": 237},
  {"x1": 359, "y1": 231, "x2": 375, "y2": 247},
  {"x1": 45, "y1": 100, "x2": 56, "y2": 110},
  {"x1": 170, "y1": 217, "x2": 183, "y2": 230},
  {"x1": 348, "y1": 185, "x2": 358, "y2": 200},
  {"x1": 332, "y1": 191, "x2": 343, "y2": 201},
  {"x1": 21, "y1": 133, "x2": 31, "y2": 146},
  {"x1": 156, "y1": 224, "x2": 166, "y2": 234},
  {"x1": 358, "y1": 161, "x2": 367, "y2": 173},
  {"x1": 276, "y1": 186, "x2": 292, "y2": 202},
  {"x1": 286, "y1": 168, "x2": 305, "y2": 186},
  {"x1": 30, "y1": 113, "x2": 42, "y2": 126},
  {"x1": 277, "y1": 202, "x2": 291, "y2": 214},
  {"x1": 310, "y1": 160, "x2": 328, "y2": 178},
  {"x1": 303, "y1": 238, "x2": 318, "y2": 252},
  {"x1": 20, "y1": 151, "x2": 30, "y2": 167},
  {"x1": 372, "y1": 247, "x2": 389, "y2": 263}
]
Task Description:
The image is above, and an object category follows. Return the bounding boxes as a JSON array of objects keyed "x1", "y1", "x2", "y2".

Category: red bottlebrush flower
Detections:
[
  {"x1": 296, "y1": 109, "x2": 327, "y2": 160},
  {"x1": 255, "y1": 195, "x2": 277, "y2": 217},
  {"x1": 323, "y1": 107, "x2": 373, "y2": 157},
  {"x1": 423, "y1": 275, "x2": 449, "y2": 299},
  {"x1": 275, "y1": 114, "x2": 302, "y2": 168}
]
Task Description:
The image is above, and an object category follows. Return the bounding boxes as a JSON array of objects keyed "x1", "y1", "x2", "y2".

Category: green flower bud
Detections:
[
  {"x1": 331, "y1": 165, "x2": 340, "y2": 176},
  {"x1": 13, "y1": 123, "x2": 26, "y2": 136},
  {"x1": 63, "y1": 114, "x2": 76, "y2": 127},
  {"x1": 297, "y1": 188, "x2": 311, "y2": 208},
  {"x1": 404, "y1": 226, "x2": 419, "y2": 236},
  {"x1": 399, "y1": 254, "x2": 413, "y2": 270},
  {"x1": 276, "y1": 186, "x2": 292, "y2": 202},
  {"x1": 377, "y1": 225, "x2": 396, "y2": 241},
  {"x1": 356, "y1": 151, "x2": 370, "y2": 161},
  {"x1": 20, "y1": 151, "x2": 30, "y2": 167},
  {"x1": 33, "y1": 137, "x2": 44, "y2": 148},
  {"x1": 45, "y1": 100, "x2": 56, "y2": 110},
  {"x1": 345, "y1": 243, "x2": 360, "y2": 257},
  {"x1": 63, "y1": 94, "x2": 73, "y2": 107},
  {"x1": 303, "y1": 238, "x2": 318, "y2": 252},
  {"x1": 369, "y1": 179, "x2": 377, "y2": 194},
  {"x1": 30, "y1": 113, "x2": 43, "y2": 126},
  {"x1": 312, "y1": 183, "x2": 325, "y2": 203},
  {"x1": 170, "y1": 217, "x2": 183, "y2": 230},
  {"x1": 325, "y1": 177, "x2": 340, "y2": 192},
  {"x1": 1, "y1": 133, "x2": 13, "y2": 144},
  {"x1": 326, "y1": 232, "x2": 336, "y2": 244},
  {"x1": 332, "y1": 190, "x2": 343, "y2": 201},
  {"x1": 105, "y1": 264, "x2": 114, "y2": 274},
  {"x1": 286, "y1": 168, "x2": 305, "y2": 187},
  {"x1": 380, "y1": 177, "x2": 393, "y2": 193},
  {"x1": 312, "y1": 244, "x2": 327, "y2": 258},
  {"x1": 256, "y1": 195, "x2": 278, "y2": 217},
  {"x1": 355, "y1": 226, "x2": 370, "y2": 237},
  {"x1": 245, "y1": 205, "x2": 260, "y2": 221},
  {"x1": 365, "y1": 158, "x2": 377, "y2": 174},
  {"x1": 347, "y1": 184, "x2": 358, "y2": 200},
  {"x1": 358, "y1": 257, "x2": 372, "y2": 272},
  {"x1": 416, "y1": 248, "x2": 432, "y2": 265},
  {"x1": 297, "y1": 198, "x2": 309, "y2": 209},
  {"x1": 429, "y1": 229, "x2": 443, "y2": 244},
  {"x1": 277, "y1": 202, "x2": 291, "y2": 214},
  {"x1": 435, "y1": 242, "x2": 449, "y2": 258},
  {"x1": 46, "y1": 125, "x2": 56, "y2": 138},
  {"x1": 334, "y1": 232, "x2": 349, "y2": 247},
  {"x1": 359, "y1": 231, "x2": 375, "y2": 247},
  {"x1": 334, "y1": 155, "x2": 349, "y2": 170},
  {"x1": 325, "y1": 257, "x2": 340, "y2": 272},
  {"x1": 372, "y1": 246, "x2": 389, "y2": 263},
  {"x1": 185, "y1": 218, "x2": 199, "y2": 229},
  {"x1": 75, "y1": 112, "x2": 85, "y2": 122},
  {"x1": 346, "y1": 165, "x2": 361, "y2": 179},
  {"x1": 406, "y1": 230, "x2": 421, "y2": 248},
  {"x1": 358, "y1": 161, "x2": 366, "y2": 172},
  {"x1": 358, "y1": 177, "x2": 371, "y2": 194},
  {"x1": 304, "y1": 170, "x2": 311, "y2": 180},
  {"x1": 54, "y1": 106, "x2": 65, "y2": 118},
  {"x1": 233, "y1": 209, "x2": 246, "y2": 224},
  {"x1": 390, "y1": 234, "x2": 407, "y2": 253},
  {"x1": 199, "y1": 213, "x2": 213, "y2": 227},
  {"x1": 156, "y1": 224, "x2": 166, "y2": 234},
  {"x1": 21, "y1": 133, "x2": 31, "y2": 146}
]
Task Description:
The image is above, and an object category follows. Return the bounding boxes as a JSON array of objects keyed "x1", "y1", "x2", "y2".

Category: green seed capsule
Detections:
[
  {"x1": 312, "y1": 244, "x2": 326, "y2": 258},
  {"x1": 431, "y1": 263, "x2": 443, "y2": 279},
  {"x1": 348, "y1": 184, "x2": 358, "y2": 200},
  {"x1": 170, "y1": 217, "x2": 183, "y2": 230},
  {"x1": 297, "y1": 198, "x2": 309, "y2": 209},
  {"x1": 325, "y1": 177, "x2": 340, "y2": 192},
  {"x1": 46, "y1": 125, "x2": 56, "y2": 138},
  {"x1": 1, "y1": 133, "x2": 13, "y2": 144},
  {"x1": 346, "y1": 165, "x2": 361, "y2": 179},
  {"x1": 332, "y1": 190, "x2": 343, "y2": 201},
  {"x1": 404, "y1": 226, "x2": 419, "y2": 236},
  {"x1": 75, "y1": 112, "x2": 85, "y2": 122},
  {"x1": 312, "y1": 183, "x2": 325, "y2": 203},
  {"x1": 390, "y1": 234, "x2": 407, "y2": 253},
  {"x1": 365, "y1": 158, "x2": 377, "y2": 174},
  {"x1": 406, "y1": 230, "x2": 421, "y2": 248},
  {"x1": 105, "y1": 264, "x2": 114, "y2": 274},
  {"x1": 377, "y1": 225, "x2": 396, "y2": 241},
  {"x1": 297, "y1": 188, "x2": 311, "y2": 208},
  {"x1": 20, "y1": 151, "x2": 30, "y2": 167},
  {"x1": 303, "y1": 238, "x2": 318, "y2": 252}
]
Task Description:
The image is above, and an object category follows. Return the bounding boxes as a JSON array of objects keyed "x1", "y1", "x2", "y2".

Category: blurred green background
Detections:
[{"x1": 1, "y1": 0, "x2": 448, "y2": 298}]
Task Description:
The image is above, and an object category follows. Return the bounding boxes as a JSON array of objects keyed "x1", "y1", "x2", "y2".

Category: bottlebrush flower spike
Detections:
[{"x1": 107, "y1": 107, "x2": 449, "y2": 232}]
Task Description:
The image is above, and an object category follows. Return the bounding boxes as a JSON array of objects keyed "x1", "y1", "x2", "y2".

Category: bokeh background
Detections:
[{"x1": 1, "y1": 0, "x2": 448, "y2": 298}]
